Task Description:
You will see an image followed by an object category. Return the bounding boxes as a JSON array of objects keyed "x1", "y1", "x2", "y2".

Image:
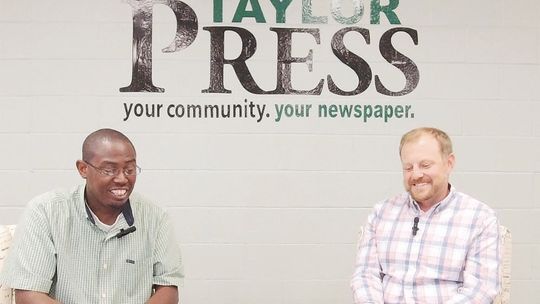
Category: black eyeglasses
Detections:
[{"x1": 84, "y1": 160, "x2": 141, "y2": 177}]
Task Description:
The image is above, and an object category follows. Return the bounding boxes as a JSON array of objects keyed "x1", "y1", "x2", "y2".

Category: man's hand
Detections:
[
  {"x1": 15, "y1": 290, "x2": 61, "y2": 304},
  {"x1": 146, "y1": 285, "x2": 179, "y2": 304}
]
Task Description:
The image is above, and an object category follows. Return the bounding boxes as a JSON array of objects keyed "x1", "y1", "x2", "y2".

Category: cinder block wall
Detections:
[{"x1": 0, "y1": 0, "x2": 538, "y2": 303}]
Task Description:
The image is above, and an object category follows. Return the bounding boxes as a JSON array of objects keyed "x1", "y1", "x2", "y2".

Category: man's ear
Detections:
[
  {"x1": 76, "y1": 160, "x2": 88, "y2": 179},
  {"x1": 446, "y1": 153, "x2": 456, "y2": 171}
]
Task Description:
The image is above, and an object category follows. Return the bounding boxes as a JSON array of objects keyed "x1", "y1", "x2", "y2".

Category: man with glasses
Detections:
[
  {"x1": 0, "y1": 128, "x2": 183, "y2": 304},
  {"x1": 351, "y1": 127, "x2": 500, "y2": 303}
]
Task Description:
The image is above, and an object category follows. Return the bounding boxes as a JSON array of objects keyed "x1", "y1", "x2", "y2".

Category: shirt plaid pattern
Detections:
[
  {"x1": 351, "y1": 187, "x2": 500, "y2": 304},
  {"x1": 0, "y1": 184, "x2": 184, "y2": 304}
]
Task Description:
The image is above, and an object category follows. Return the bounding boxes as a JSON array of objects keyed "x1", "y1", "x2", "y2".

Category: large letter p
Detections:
[{"x1": 120, "y1": 0, "x2": 198, "y2": 93}]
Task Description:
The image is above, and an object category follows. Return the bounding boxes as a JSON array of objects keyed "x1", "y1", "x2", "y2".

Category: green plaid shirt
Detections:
[{"x1": 0, "y1": 184, "x2": 183, "y2": 304}]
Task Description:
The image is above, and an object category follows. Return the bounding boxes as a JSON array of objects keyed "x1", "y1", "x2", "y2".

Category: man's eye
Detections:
[
  {"x1": 124, "y1": 167, "x2": 136, "y2": 174},
  {"x1": 103, "y1": 168, "x2": 117, "y2": 175}
]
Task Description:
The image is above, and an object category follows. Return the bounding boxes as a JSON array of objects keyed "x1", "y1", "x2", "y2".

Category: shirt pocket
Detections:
[{"x1": 116, "y1": 254, "x2": 154, "y2": 302}]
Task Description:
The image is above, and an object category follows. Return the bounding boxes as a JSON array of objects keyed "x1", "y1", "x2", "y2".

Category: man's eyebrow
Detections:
[{"x1": 100, "y1": 160, "x2": 136, "y2": 166}]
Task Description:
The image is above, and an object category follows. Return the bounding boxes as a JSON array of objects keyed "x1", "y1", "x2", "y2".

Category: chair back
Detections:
[
  {"x1": 0, "y1": 225, "x2": 16, "y2": 304},
  {"x1": 494, "y1": 225, "x2": 512, "y2": 304}
]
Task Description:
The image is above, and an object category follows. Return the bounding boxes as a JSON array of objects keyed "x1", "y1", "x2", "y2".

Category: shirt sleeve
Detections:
[
  {"x1": 0, "y1": 201, "x2": 57, "y2": 293},
  {"x1": 446, "y1": 213, "x2": 501, "y2": 304},
  {"x1": 152, "y1": 212, "x2": 184, "y2": 288},
  {"x1": 351, "y1": 206, "x2": 384, "y2": 304}
]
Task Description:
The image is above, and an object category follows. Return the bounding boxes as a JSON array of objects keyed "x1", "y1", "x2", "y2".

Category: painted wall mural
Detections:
[{"x1": 118, "y1": 0, "x2": 419, "y2": 123}]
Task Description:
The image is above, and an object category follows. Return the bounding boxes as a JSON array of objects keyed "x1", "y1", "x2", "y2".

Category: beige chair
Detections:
[
  {"x1": 356, "y1": 225, "x2": 512, "y2": 303},
  {"x1": 0, "y1": 225, "x2": 16, "y2": 304},
  {"x1": 494, "y1": 225, "x2": 512, "y2": 304}
]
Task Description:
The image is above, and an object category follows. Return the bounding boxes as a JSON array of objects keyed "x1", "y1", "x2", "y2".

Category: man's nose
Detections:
[
  {"x1": 113, "y1": 170, "x2": 129, "y2": 182},
  {"x1": 411, "y1": 167, "x2": 424, "y2": 179}
]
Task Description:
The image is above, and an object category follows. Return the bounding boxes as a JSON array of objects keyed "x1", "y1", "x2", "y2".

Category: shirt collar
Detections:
[
  {"x1": 77, "y1": 184, "x2": 135, "y2": 226},
  {"x1": 408, "y1": 184, "x2": 456, "y2": 215}
]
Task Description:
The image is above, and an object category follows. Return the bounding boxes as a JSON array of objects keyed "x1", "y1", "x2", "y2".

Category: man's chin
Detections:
[
  {"x1": 410, "y1": 192, "x2": 431, "y2": 204},
  {"x1": 106, "y1": 195, "x2": 130, "y2": 207}
]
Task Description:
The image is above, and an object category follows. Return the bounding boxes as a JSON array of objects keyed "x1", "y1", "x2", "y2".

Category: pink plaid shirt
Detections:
[{"x1": 351, "y1": 186, "x2": 500, "y2": 304}]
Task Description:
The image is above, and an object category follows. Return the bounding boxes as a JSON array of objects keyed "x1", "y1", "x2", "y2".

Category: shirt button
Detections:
[
  {"x1": 103, "y1": 264, "x2": 108, "y2": 269},
  {"x1": 102, "y1": 293, "x2": 106, "y2": 298}
]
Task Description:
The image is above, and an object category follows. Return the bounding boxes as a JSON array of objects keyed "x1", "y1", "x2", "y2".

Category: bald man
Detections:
[{"x1": 0, "y1": 129, "x2": 183, "y2": 304}]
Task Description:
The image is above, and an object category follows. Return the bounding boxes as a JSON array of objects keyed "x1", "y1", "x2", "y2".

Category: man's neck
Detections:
[
  {"x1": 93, "y1": 210, "x2": 122, "y2": 225},
  {"x1": 417, "y1": 185, "x2": 452, "y2": 212},
  {"x1": 84, "y1": 197, "x2": 123, "y2": 225}
]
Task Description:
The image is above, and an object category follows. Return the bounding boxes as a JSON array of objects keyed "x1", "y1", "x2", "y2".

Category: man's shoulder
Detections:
[
  {"x1": 18, "y1": 186, "x2": 83, "y2": 230},
  {"x1": 128, "y1": 192, "x2": 172, "y2": 233},
  {"x1": 375, "y1": 192, "x2": 410, "y2": 209},
  {"x1": 128, "y1": 192, "x2": 167, "y2": 217},
  {"x1": 27, "y1": 185, "x2": 82, "y2": 211},
  {"x1": 453, "y1": 190, "x2": 496, "y2": 214}
]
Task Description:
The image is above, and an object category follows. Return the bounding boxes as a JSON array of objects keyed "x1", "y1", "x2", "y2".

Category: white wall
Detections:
[{"x1": 0, "y1": 0, "x2": 538, "y2": 303}]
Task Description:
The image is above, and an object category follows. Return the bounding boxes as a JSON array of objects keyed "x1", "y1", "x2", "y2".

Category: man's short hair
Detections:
[
  {"x1": 399, "y1": 127, "x2": 453, "y2": 157},
  {"x1": 82, "y1": 128, "x2": 135, "y2": 161}
]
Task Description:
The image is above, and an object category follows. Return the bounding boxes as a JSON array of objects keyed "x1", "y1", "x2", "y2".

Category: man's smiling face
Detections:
[
  {"x1": 400, "y1": 134, "x2": 454, "y2": 210},
  {"x1": 78, "y1": 138, "x2": 137, "y2": 215}
]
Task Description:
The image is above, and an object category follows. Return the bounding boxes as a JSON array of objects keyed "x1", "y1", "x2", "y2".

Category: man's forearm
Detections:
[
  {"x1": 146, "y1": 285, "x2": 179, "y2": 304},
  {"x1": 15, "y1": 290, "x2": 61, "y2": 304}
]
